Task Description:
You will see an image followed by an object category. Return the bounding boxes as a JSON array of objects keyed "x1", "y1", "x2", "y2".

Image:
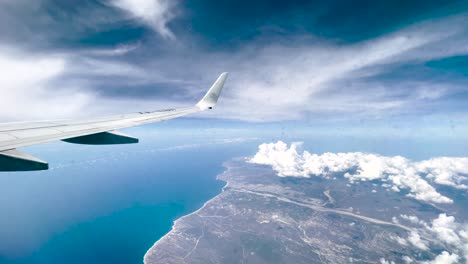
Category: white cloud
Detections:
[
  {"x1": 397, "y1": 213, "x2": 468, "y2": 263},
  {"x1": 249, "y1": 141, "x2": 459, "y2": 204},
  {"x1": 416, "y1": 158, "x2": 468, "y2": 190},
  {"x1": 0, "y1": 4, "x2": 467, "y2": 125},
  {"x1": 427, "y1": 214, "x2": 462, "y2": 246},
  {"x1": 407, "y1": 231, "x2": 428, "y2": 250},
  {"x1": 70, "y1": 57, "x2": 147, "y2": 78},
  {"x1": 379, "y1": 258, "x2": 395, "y2": 264},
  {"x1": 86, "y1": 43, "x2": 140, "y2": 56},
  {"x1": 400, "y1": 215, "x2": 426, "y2": 226},
  {"x1": 402, "y1": 256, "x2": 413, "y2": 263},
  {"x1": 0, "y1": 48, "x2": 93, "y2": 120},
  {"x1": 0, "y1": 41, "x2": 199, "y2": 121},
  {"x1": 109, "y1": 0, "x2": 176, "y2": 39},
  {"x1": 192, "y1": 14, "x2": 468, "y2": 122},
  {"x1": 391, "y1": 235, "x2": 408, "y2": 246},
  {"x1": 0, "y1": 3, "x2": 467, "y2": 127},
  {"x1": 422, "y1": 251, "x2": 459, "y2": 264}
]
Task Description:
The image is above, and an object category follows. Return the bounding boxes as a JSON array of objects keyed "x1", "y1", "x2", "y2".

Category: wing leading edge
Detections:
[{"x1": 0, "y1": 72, "x2": 228, "y2": 171}]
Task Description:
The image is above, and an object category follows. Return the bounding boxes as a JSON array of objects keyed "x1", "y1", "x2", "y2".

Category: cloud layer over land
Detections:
[
  {"x1": 250, "y1": 141, "x2": 468, "y2": 263},
  {"x1": 249, "y1": 141, "x2": 468, "y2": 204}
]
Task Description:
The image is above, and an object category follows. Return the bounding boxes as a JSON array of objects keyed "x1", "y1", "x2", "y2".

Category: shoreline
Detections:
[
  {"x1": 142, "y1": 164, "x2": 232, "y2": 263},
  {"x1": 142, "y1": 159, "x2": 417, "y2": 263}
]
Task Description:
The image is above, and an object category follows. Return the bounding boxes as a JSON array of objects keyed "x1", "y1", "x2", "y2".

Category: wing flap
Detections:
[
  {"x1": 62, "y1": 131, "x2": 138, "y2": 145},
  {"x1": 0, "y1": 149, "x2": 48, "y2": 171}
]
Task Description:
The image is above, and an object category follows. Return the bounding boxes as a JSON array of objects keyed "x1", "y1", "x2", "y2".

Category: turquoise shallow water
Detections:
[{"x1": 0, "y1": 135, "x2": 259, "y2": 264}]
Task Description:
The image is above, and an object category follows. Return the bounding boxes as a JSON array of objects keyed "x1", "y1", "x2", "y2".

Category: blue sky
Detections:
[{"x1": 0, "y1": 0, "x2": 467, "y2": 137}]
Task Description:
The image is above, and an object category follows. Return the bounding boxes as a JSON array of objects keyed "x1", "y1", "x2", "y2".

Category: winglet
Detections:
[{"x1": 196, "y1": 72, "x2": 228, "y2": 110}]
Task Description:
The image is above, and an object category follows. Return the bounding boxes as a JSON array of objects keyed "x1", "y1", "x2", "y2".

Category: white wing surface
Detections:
[{"x1": 0, "y1": 72, "x2": 228, "y2": 171}]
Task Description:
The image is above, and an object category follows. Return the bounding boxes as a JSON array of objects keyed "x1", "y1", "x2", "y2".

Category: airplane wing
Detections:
[{"x1": 0, "y1": 72, "x2": 228, "y2": 171}]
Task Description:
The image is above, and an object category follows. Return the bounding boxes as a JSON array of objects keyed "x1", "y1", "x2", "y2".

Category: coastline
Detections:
[
  {"x1": 142, "y1": 163, "x2": 232, "y2": 263},
  {"x1": 139, "y1": 157, "x2": 455, "y2": 264}
]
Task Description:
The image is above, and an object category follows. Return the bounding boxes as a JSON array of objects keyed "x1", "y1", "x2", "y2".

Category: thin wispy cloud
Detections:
[
  {"x1": 0, "y1": 1, "x2": 466, "y2": 129},
  {"x1": 109, "y1": 0, "x2": 177, "y2": 40},
  {"x1": 0, "y1": 48, "x2": 93, "y2": 120},
  {"x1": 205, "y1": 14, "x2": 468, "y2": 122},
  {"x1": 85, "y1": 43, "x2": 141, "y2": 56},
  {"x1": 249, "y1": 141, "x2": 468, "y2": 204}
]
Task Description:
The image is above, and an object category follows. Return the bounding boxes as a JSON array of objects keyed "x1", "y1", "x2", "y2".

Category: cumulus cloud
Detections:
[
  {"x1": 407, "y1": 231, "x2": 429, "y2": 250},
  {"x1": 109, "y1": 0, "x2": 177, "y2": 39},
  {"x1": 400, "y1": 214, "x2": 426, "y2": 226},
  {"x1": 422, "y1": 251, "x2": 459, "y2": 264},
  {"x1": 427, "y1": 214, "x2": 463, "y2": 247},
  {"x1": 402, "y1": 255, "x2": 414, "y2": 263},
  {"x1": 249, "y1": 141, "x2": 463, "y2": 204},
  {"x1": 397, "y1": 213, "x2": 468, "y2": 263},
  {"x1": 416, "y1": 158, "x2": 468, "y2": 190},
  {"x1": 380, "y1": 258, "x2": 395, "y2": 264}
]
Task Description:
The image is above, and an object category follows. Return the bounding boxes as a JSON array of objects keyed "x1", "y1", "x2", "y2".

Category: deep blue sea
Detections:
[{"x1": 0, "y1": 125, "x2": 261, "y2": 264}]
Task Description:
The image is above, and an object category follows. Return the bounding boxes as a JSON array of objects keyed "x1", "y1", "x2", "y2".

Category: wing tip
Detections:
[{"x1": 196, "y1": 72, "x2": 229, "y2": 110}]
